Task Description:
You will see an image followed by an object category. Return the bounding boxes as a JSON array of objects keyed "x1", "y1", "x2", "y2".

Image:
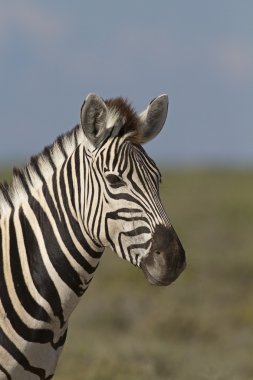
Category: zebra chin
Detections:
[{"x1": 140, "y1": 224, "x2": 186, "y2": 286}]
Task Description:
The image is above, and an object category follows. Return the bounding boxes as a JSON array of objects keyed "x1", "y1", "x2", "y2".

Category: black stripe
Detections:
[
  {"x1": 43, "y1": 147, "x2": 56, "y2": 170},
  {"x1": 19, "y1": 208, "x2": 65, "y2": 327},
  {"x1": 74, "y1": 127, "x2": 79, "y2": 147},
  {"x1": 111, "y1": 136, "x2": 122, "y2": 170},
  {"x1": 9, "y1": 215, "x2": 50, "y2": 323},
  {"x1": 119, "y1": 143, "x2": 130, "y2": 174},
  {"x1": 30, "y1": 157, "x2": 45, "y2": 183},
  {"x1": 86, "y1": 171, "x2": 95, "y2": 222},
  {"x1": 74, "y1": 148, "x2": 81, "y2": 201},
  {"x1": 91, "y1": 170, "x2": 102, "y2": 234},
  {"x1": 105, "y1": 138, "x2": 115, "y2": 169},
  {"x1": 15, "y1": 168, "x2": 31, "y2": 196},
  {"x1": 51, "y1": 171, "x2": 62, "y2": 217}
]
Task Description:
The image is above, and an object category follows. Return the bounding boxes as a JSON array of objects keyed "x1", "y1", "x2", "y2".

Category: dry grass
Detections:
[{"x1": 1, "y1": 167, "x2": 253, "y2": 379}]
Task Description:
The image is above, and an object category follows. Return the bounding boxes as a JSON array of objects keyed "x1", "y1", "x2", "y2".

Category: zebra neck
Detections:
[
  {"x1": 0, "y1": 126, "x2": 107, "y2": 376},
  {"x1": 1, "y1": 145, "x2": 104, "y2": 329},
  {"x1": 20, "y1": 148, "x2": 104, "y2": 319}
]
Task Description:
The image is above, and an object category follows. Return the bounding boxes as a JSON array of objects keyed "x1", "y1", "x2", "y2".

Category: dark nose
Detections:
[{"x1": 141, "y1": 224, "x2": 186, "y2": 286}]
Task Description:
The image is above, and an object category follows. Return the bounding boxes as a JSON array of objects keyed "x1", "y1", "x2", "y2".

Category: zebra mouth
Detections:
[{"x1": 140, "y1": 263, "x2": 174, "y2": 286}]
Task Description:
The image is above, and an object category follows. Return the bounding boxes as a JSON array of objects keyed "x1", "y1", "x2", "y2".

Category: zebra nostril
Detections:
[{"x1": 154, "y1": 250, "x2": 161, "y2": 255}]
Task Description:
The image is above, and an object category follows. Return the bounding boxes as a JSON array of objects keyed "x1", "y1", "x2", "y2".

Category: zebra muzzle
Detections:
[{"x1": 140, "y1": 224, "x2": 186, "y2": 286}]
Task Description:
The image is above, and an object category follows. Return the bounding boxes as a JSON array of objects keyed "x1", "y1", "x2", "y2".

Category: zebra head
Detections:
[{"x1": 80, "y1": 93, "x2": 186, "y2": 286}]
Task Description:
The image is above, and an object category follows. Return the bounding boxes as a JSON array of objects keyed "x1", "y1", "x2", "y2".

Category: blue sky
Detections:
[{"x1": 0, "y1": 0, "x2": 252, "y2": 165}]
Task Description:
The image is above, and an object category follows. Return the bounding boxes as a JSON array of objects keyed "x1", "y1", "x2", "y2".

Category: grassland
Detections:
[{"x1": 1, "y1": 168, "x2": 253, "y2": 379}]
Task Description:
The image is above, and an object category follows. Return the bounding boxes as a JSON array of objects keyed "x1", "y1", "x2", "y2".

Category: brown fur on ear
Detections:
[{"x1": 105, "y1": 97, "x2": 143, "y2": 144}]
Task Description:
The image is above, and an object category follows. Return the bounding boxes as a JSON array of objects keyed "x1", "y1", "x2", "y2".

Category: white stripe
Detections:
[{"x1": 63, "y1": 157, "x2": 78, "y2": 221}]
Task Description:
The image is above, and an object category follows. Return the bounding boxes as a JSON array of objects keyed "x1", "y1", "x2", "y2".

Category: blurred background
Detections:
[
  {"x1": 0, "y1": 1, "x2": 252, "y2": 379},
  {"x1": 0, "y1": 0, "x2": 252, "y2": 165}
]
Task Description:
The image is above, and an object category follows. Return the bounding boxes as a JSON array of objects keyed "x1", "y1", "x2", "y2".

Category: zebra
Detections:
[{"x1": 0, "y1": 93, "x2": 186, "y2": 379}]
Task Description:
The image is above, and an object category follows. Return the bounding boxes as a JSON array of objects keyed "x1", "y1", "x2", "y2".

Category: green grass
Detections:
[{"x1": 1, "y1": 167, "x2": 253, "y2": 379}]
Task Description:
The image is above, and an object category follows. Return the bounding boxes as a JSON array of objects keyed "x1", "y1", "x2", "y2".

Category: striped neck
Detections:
[{"x1": 0, "y1": 125, "x2": 105, "y2": 338}]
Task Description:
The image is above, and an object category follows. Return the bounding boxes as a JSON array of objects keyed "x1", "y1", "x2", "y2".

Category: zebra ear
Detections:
[
  {"x1": 80, "y1": 93, "x2": 108, "y2": 148},
  {"x1": 139, "y1": 94, "x2": 169, "y2": 143}
]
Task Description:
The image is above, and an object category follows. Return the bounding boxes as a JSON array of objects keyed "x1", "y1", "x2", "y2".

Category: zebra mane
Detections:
[{"x1": 105, "y1": 97, "x2": 142, "y2": 144}]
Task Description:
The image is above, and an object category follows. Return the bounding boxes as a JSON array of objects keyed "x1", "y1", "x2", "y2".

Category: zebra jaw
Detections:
[{"x1": 140, "y1": 225, "x2": 186, "y2": 286}]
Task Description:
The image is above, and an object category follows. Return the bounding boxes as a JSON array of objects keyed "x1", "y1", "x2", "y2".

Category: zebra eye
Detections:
[{"x1": 106, "y1": 174, "x2": 125, "y2": 188}]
